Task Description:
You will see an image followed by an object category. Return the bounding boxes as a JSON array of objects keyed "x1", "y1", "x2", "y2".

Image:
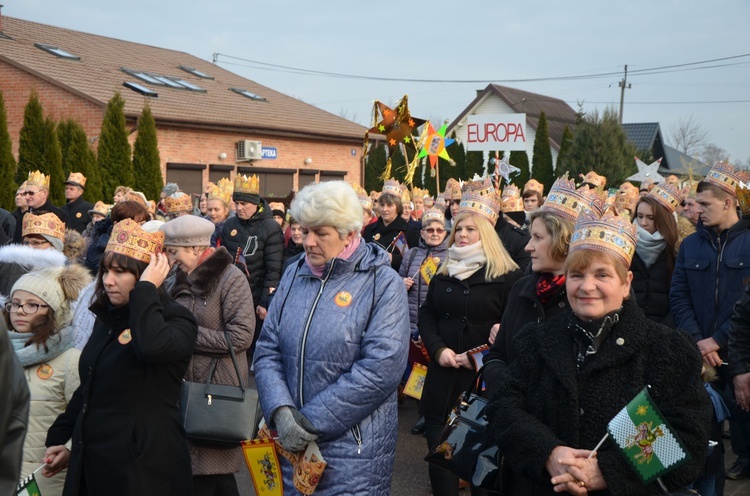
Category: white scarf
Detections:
[
  {"x1": 445, "y1": 241, "x2": 487, "y2": 280},
  {"x1": 635, "y1": 223, "x2": 665, "y2": 268}
]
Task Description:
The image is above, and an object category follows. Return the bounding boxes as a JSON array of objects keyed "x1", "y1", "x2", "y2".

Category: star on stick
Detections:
[
  {"x1": 627, "y1": 157, "x2": 665, "y2": 184},
  {"x1": 491, "y1": 151, "x2": 520, "y2": 185},
  {"x1": 417, "y1": 122, "x2": 455, "y2": 169}
]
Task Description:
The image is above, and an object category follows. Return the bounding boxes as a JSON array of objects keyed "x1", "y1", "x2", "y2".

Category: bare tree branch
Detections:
[{"x1": 668, "y1": 115, "x2": 709, "y2": 157}]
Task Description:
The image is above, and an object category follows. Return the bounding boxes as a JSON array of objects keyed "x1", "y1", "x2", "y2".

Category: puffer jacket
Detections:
[
  {"x1": 254, "y1": 241, "x2": 409, "y2": 495},
  {"x1": 398, "y1": 236, "x2": 449, "y2": 336},
  {"x1": 219, "y1": 200, "x2": 284, "y2": 308},
  {"x1": 167, "y1": 247, "x2": 256, "y2": 476},
  {"x1": 670, "y1": 218, "x2": 750, "y2": 348}
]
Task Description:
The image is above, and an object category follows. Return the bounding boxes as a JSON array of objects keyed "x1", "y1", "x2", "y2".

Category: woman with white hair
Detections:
[{"x1": 254, "y1": 181, "x2": 410, "y2": 495}]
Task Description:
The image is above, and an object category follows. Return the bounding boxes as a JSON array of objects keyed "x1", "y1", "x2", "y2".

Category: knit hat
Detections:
[
  {"x1": 162, "y1": 183, "x2": 180, "y2": 197},
  {"x1": 160, "y1": 215, "x2": 215, "y2": 247},
  {"x1": 11, "y1": 264, "x2": 92, "y2": 331}
]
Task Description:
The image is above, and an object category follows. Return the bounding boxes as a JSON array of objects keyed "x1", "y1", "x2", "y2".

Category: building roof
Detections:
[
  {"x1": 623, "y1": 122, "x2": 709, "y2": 176},
  {"x1": 0, "y1": 16, "x2": 365, "y2": 141},
  {"x1": 447, "y1": 84, "x2": 578, "y2": 150},
  {"x1": 622, "y1": 122, "x2": 661, "y2": 151},
  {"x1": 661, "y1": 144, "x2": 710, "y2": 177}
]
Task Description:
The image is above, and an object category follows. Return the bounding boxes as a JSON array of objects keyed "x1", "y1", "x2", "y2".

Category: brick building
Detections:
[{"x1": 0, "y1": 15, "x2": 366, "y2": 199}]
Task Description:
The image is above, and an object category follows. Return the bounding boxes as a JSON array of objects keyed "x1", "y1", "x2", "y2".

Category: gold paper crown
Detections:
[
  {"x1": 412, "y1": 187, "x2": 429, "y2": 200},
  {"x1": 268, "y1": 202, "x2": 285, "y2": 213},
  {"x1": 208, "y1": 178, "x2": 233, "y2": 206},
  {"x1": 421, "y1": 207, "x2": 445, "y2": 225},
  {"x1": 27, "y1": 170, "x2": 50, "y2": 189},
  {"x1": 234, "y1": 174, "x2": 260, "y2": 195},
  {"x1": 22, "y1": 212, "x2": 65, "y2": 241},
  {"x1": 614, "y1": 186, "x2": 639, "y2": 214},
  {"x1": 666, "y1": 175, "x2": 680, "y2": 186},
  {"x1": 501, "y1": 195, "x2": 524, "y2": 213},
  {"x1": 737, "y1": 184, "x2": 750, "y2": 216},
  {"x1": 648, "y1": 182, "x2": 685, "y2": 214},
  {"x1": 65, "y1": 172, "x2": 87, "y2": 187},
  {"x1": 401, "y1": 187, "x2": 411, "y2": 204},
  {"x1": 382, "y1": 178, "x2": 404, "y2": 198},
  {"x1": 163, "y1": 192, "x2": 193, "y2": 214},
  {"x1": 106, "y1": 218, "x2": 164, "y2": 263},
  {"x1": 358, "y1": 192, "x2": 373, "y2": 212},
  {"x1": 501, "y1": 184, "x2": 521, "y2": 199},
  {"x1": 423, "y1": 196, "x2": 435, "y2": 207},
  {"x1": 570, "y1": 208, "x2": 637, "y2": 267},
  {"x1": 89, "y1": 201, "x2": 111, "y2": 216},
  {"x1": 124, "y1": 191, "x2": 148, "y2": 208},
  {"x1": 458, "y1": 178, "x2": 502, "y2": 225},
  {"x1": 541, "y1": 174, "x2": 608, "y2": 222},
  {"x1": 619, "y1": 182, "x2": 636, "y2": 193},
  {"x1": 443, "y1": 178, "x2": 462, "y2": 201},
  {"x1": 523, "y1": 179, "x2": 544, "y2": 195},
  {"x1": 580, "y1": 171, "x2": 607, "y2": 190},
  {"x1": 704, "y1": 161, "x2": 740, "y2": 196}
]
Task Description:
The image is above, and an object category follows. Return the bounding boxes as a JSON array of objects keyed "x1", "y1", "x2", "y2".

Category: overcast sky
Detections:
[{"x1": 7, "y1": 1, "x2": 750, "y2": 163}]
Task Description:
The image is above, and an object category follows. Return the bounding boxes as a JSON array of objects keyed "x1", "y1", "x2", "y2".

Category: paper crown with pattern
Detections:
[
  {"x1": 412, "y1": 187, "x2": 429, "y2": 201},
  {"x1": 458, "y1": 177, "x2": 502, "y2": 225},
  {"x1": 443, "y1": 178, "x2": 462, "y2": 201},
  {"x1": 22, "y1": 212, "x2": 65, "y2": 241},
  {"x1": 501, "y1": 184, "x2": 520, "y2": 199},
  {"x1": 64, "y1": 172, "x2": 87, "y2": 188},
  {"x1": 349, "y1": 182, "x2": 373, "y2": 212},
  {"x1": 401, "y1": 186, "x2": 411, "y2": 205},
  {"x1": 665, "y1": 175, "x2": 680, "y2": 186},
  {"x1": 106, "y1": 218, "x2": 164, "y2": 263},
  {"x1": 541, "y1": 174, "x2": 608, "y2": 222},
  {"x1": 234, "y1": 174, "x2": 260, "y2": 195},
  {"x1": 570, "y1": 208, "x2": 637, "y2": 267},
  {"x1": 703, "y1": 161, "x2": 741, "y2": 196},
  {"x1": 737, "y1": 184, "x2": 750, "y2": 216},
  {"x1": 208, "y1": 178, "x2": 234, "y2": 206},
  {"x1": 88, "y1": 201, "x2": 111, "y2": 217},
  {"x1": 421, "y1": 207, "x2": 445, "y2": 225},
  {"x1": 163, "y1": 192, "x2": 193, "y2": 214},
  {"x1": 381, "y1": 178, "x2": 405, "y2": 198},
  {"x1": 523, "y1": 179, "x2": 544, "y2": 195},
  {"x1": 423, "y1": 196, "x2": 435, "y2": 207},
  {"x1": 579, "y1": 171, "x2": 607, "y2": 190},
  {"x1": 500, "y1": 185, "x2": 523, "y2": 213},
  {"x1": 614, "y1": 185, "x2": 639, "y2": 214},
  {"x1": 647, "y1": 182, "x2": 685, "y2": 214},
  {"x1": 27, "y1": 170, "x2": 50, "y2": 189}
]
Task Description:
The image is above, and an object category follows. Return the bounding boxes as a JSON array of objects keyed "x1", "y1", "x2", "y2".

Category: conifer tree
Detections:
[
  {"x1": 555, "y1": 125, "x2": 574, "y2": 177},
  {"x1": 43, "y1": 117, "x2": 65, "y2": 205},
  {"x1": 97, "y1": 92, "x2": 133, "y2": 199},
  {"x1": 58, "y1": 118, "x2": 102, "y2": 202},
  {"x1": 531, "y1": 112, "x2": 554, "y2": 194},
  {"x1": 364, "y1": 144, "x2": 386, "y2": 194},
  {"x1": 0, "y1": 91, "x2": 17, "y2": 210},
  {"x1": 132, "y1": 105, "x2": 163, "y2": 201},
  {"x1": 16, "y1": 91, "x2": 46, "y2": 184},
  {"x1": 510, "y1": 150, "x2": 530, "y2": 186},
  {"x1": 464, "y1": 151, "x2": 484, "y2": 179}
]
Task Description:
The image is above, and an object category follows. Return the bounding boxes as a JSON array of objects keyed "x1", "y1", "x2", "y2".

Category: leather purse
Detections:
[
  {"x1": 180, "y1": 331, "x2": 260, "y2": 446},
  {"x1": 424, "y1": 365, "x2": 504, "y2": 492}
]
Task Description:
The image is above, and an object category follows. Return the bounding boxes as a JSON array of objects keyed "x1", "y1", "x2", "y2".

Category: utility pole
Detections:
[{"x1": 618, "y1": 64, "x2": 631, "y2": 124}]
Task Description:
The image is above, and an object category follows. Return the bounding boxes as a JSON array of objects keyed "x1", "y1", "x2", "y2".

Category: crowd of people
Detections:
[{"x1": 1, "y1": 160, "x2": 750, "y2": 496}]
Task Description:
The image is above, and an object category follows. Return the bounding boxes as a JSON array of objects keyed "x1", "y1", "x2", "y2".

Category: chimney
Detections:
[{"x1": 0, "y1": 5, "x2": 4, "y2": 33}]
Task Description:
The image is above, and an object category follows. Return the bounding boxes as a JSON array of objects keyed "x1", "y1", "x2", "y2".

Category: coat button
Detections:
[
  {"x1": 461, "y1": 316, "x2": 467, "y2": 323},
  {"x1": 533, "y1": 303, "x2": 537, "y2": 308},
  {"x1": 695, "y1": 264, "x2": 700, "y2": 268},
  {"x1": 537, "y1": 317, "x2": 542, "y2": 323},
  {"x1": 82, "y1": 403, "x2": 87, "y2": 413},
  {"x1": 463, "y1": 289, "x2": 469, "y2": 295},
  {"x1": 741, "y1": 262, "x2": 745, "y2": 266},
  {"x1": 88, "y1": 367, "x2": 93, "y2": 376},
  {"x1": 580, "y1": 408, "x2": 584, "y2": 415},
  {"x1": 559, "y1": 302, "x2": 566, "y2": 308},
  {"x1": 446, "y1": 287, "x2": 452, "y2": 293},
  {"x1": 445, "y1": 313, "x2": 450, "y2": 319}
]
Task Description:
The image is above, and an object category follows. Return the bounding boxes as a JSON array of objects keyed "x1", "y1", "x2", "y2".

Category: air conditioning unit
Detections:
[{"x1": 237, "y1": 140, "x2": 262, "y2": 161}]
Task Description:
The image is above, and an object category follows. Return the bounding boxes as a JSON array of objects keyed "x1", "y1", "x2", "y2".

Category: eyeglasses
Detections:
[
  {"x1": 23, "y1": 239, "x2": 51, "y2": 247},
  {"x1": 5, "y1": 302, "x2": 49, "y2": 314},
  {"x1": 23, "y1": 191, "x2": 39, "y2": 196},
  {"x1": 451, "y1": 200, "x2": 461, "y2": 206},
  {"x1": 422, "y1": 228, "x2": 446, "y2": 234}
]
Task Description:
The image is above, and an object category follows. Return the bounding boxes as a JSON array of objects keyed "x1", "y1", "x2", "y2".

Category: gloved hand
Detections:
[{"x1": 272, "y1": 406, "x2": 320, "y2": 452}]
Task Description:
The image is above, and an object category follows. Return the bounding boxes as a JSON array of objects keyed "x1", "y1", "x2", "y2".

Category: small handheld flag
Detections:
[
  {"x1": 403, "y1": 363, "x2": 428, "y2": 400},
  {"x1": 419, "y1": 256, "x2": 440, "y2": 286},
  {"x1": 390, "y1": 231, "x2": 408, "y2": 257},
  {"x1": 16, "y1": 472, "x2": 41, "y2": 496}
]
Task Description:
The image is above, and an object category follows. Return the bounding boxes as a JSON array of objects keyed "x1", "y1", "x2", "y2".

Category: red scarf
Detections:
[{"x1": 536, "y1": 273, "x2": 566, "y2": 304}]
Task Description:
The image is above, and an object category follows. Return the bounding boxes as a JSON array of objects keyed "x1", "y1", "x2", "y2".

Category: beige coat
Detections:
[
  {"x1": 167, "y1": 247, "x2": 256, "y2": 475},
  {"x1": 21, "y1": 347, "x2": 80, "y2": 496}
]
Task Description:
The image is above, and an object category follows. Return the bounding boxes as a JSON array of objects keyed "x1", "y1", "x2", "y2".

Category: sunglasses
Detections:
[
  {"x1": 422, "y1": 228, "x2": 445, "y2": 234},
  {"x1": 23, "y1": 191, "x2": 39, "y2": 196}
]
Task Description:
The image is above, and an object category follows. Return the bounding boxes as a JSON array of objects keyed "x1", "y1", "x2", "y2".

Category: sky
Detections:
[{"x1": 6, "y1": 0, "x2": 750, "y2": 163}]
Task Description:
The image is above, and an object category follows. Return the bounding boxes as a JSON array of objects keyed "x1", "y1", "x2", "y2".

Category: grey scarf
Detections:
[
  {"x1": 635, "y1": 223, "x2": 665, "y2": 268},
  {"x1": 8, "y1": 325, "x2": 75, "y2": 367}
]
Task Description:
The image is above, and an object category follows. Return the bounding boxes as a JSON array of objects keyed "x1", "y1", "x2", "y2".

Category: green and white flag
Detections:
[
  {"x1": 607, "y1": 387, "x2": 690, "y2": 484},
  {"x1": 16, "y1": 473, "x2": 41, "y2": 496}
]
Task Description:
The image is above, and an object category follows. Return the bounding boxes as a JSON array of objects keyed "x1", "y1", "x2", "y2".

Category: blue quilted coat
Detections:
[{"x1": 254, "y1": 241, "x2": 409, "y2": 495}]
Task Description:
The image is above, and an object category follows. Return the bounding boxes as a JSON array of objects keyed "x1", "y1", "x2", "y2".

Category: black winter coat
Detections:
[
  {"x1": 488, "y1": 299, "x2": 712, "y2": 496},
  {"x1": 363, "y1": 216, "x2": 420, "y2": 271},
  {"x1": 729, "y1": 283, "x2": 750, "y2": 377},
  {"x1": 630, "y1": 251, "x2": 674, "y2": 326},
  {"x1": 494, "y1": 215, "x2": 531, "y2": 272},
  {"x1": 0, "y1": 324, "x2": 29, "y2": 496},
  {"x1": 219, "y1": 200, "x2": 284, "y2": 308},
  {"x1": 46, "y1": 282, "x2": 198, "y2": 496},
  {"x1": 84, "y1": 217, "x2": 114, "y2": 275},
  {"x1": 418, "y1": 266, "x2": 522, "y2": 423},
  {"x1": 484, "y1": 272, "x2": 571, "y2": 396},
  {"x1": 60, "y1": 196, "x2": 94, "y2": 234}
]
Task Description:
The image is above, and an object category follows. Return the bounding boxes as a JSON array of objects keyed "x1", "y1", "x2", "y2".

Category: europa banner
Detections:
[{"x1": 466, "y1": 114, "x2": 527, "y2": 151}]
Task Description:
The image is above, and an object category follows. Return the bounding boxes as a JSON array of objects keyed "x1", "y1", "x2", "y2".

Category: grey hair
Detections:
[{"x1": 291, "y1": 181, "x2": 364, "y2": 237}]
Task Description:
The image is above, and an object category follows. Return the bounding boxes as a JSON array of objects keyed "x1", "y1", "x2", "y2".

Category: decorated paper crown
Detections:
[
  {"x1": 106, "y1": 218, "x2": 164, "y2": 263},
  {"x1": 614, "y1": 186, "x2": 639, "y2": 214},
  {"x1": 501, "y1": 184, "x2": 521, "y2": 199},
  {"x1": 665, "y1": 175, "x2": 680, "y2": 186},
  {"x1": 382, "y1": 178, "x2": 405, "y2": 198},
  {"x1": 523, "y1": 179, "x2": 544, "y2": 195},
  {"x1": 164, "y1": 192, "x2": 193, "y2": 214},
  {"x1": 22, "y1": 212, "x2": 65, "y2": 241},
  {"x1": 27, "y1": 170, "x2": 50, "y2": 189},
  {"x1": 703, "y1": 161, "x2": 740, "y2": 196},
  {"x1": 401, "y1": 187, "x2": 411, "y2": 205},
  {"x1": 579, "y1": 171, "x2": 607, "y2": 190},
  {"x1": 500, "y1": 184, "x2": 523, "y2": 213},
  {"x1": 208, "y1": 178, "x2": 234, "y2": 206},
  {"x1": 570, "y1": 208, "x2": 637, "y2": 267},
  {"x1": 458, "y1": 177, "x2": 502, "y2": 225},
  {"x1": 541, "y1": 174, "x2": 608, "y2": 222},
  {"x1": 412, "y1": 187, "x2": 429, "y2": 201},
  {"x1": 234, "y1": 174, "x2": 260, "y2": 195},
  {"x1": 358, "y1": 192, "x2": 373, "y2": 212},
  {"x1": 65, "y1": 172, "x2": 87, "y2": 188},
  {"x1": 443, "y1": 178, "x2": 462, "y2": 201},
  {"x1": 421, "y1": 207, "x2": 445, "y2": 225},
  {"x1": 737, "y1": 184, "x2": 750, "y2": 216},
  {"x1": 423, "y1": 196, "x2": 435, "y2": 207},
  {"x1": 124, "y1": 191, "x2": 148, "y2": 208},
  {"x1": 619, "y1": 182, "x2": 636, "y2": 193},
  {"x1": 648, "y1": 182, "x2": 685, "y2": 214},
  {"x1": 89, "y1": 201, "x2": 111, "y2": 217}
]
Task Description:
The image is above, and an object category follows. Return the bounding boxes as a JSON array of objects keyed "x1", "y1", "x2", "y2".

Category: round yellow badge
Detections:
[
  {"x1": 334, "y1": 291, "x2": 353, "y2": 308},
  {"x1": 230, "y1": 229, "x2": 238, "y2": 237},
  {"x1": 118, "y1": 329, "x2": 132, "y2": 345},
  {"x1": 373, "y1": 233, "x2": 381, "y2": 241},
  {"x1": 76, "y1": 212, "x2": 82, "y2": 218},
  {"x1": 37, "y1": 363, "x2": 54, "y2": 380}
]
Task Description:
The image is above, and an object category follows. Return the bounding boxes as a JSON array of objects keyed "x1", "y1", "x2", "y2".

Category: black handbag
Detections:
[
  {"x1": 180, "y1": 331, "x2": 260, "y2": 446},
  {"x1": 425, "y1": 365, "x2": 504, "y2": 492}
]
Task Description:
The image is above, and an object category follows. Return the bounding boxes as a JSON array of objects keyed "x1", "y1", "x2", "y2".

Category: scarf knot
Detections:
[
  {"x1": 536, "y1": 273, "x2": 566, "y2": 304},
  {"x1": 445, "y1": 241, "x2": 487, "y2": 280}
]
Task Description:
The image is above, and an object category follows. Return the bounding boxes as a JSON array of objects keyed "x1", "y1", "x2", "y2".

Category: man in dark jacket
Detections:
[
  {"x1": 670, "y1": 162, "x2": 750, "y2": 480},
  {"x1": 494, "y1": 213, "x2": 531, "y2": 272},
  {"x1": 60, "y1": 172, "x2": 93, "y2": 234},
  {"x1": 14, "y1": 171, "x2": 67, "y2": 242}
]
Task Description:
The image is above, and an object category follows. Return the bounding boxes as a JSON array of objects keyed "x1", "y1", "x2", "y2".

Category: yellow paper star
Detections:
[
  {"x1": 379, "y1": 124, "x2": 385, "y2": 132},
  {"x1": 403, "y1": 136, "x2": 411, "y2": 144},
  {"x1": 636, "y1": 405, "x2": 648, "y2": 416}
]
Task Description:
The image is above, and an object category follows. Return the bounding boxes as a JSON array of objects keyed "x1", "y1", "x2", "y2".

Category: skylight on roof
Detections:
[
  {"x1": 230, "y1": 88, "x2": 267, "y2": 102},
  {"x1": 35, "y1": 43, "x2": 79, "y2": 60},
  {"x1": 0, "y1": 32, "x2": 12, "y2": 40},
  {"x1": 179, "y1": 66, "x2": 214, "y2": 80},
  {"x1": 171, "y1": 79, "x2": 206, "y2": 92},
  {"x1": 123, "y1": 82, "x2": 158, "y2": 98}
]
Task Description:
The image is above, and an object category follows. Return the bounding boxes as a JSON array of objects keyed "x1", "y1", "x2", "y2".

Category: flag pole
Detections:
[
  {"x1": 655, "y1": 477, "x2": 669, "y2": 495},
  {"x1": 588, "y1": 433, "x2": 609, "y2": 459}
]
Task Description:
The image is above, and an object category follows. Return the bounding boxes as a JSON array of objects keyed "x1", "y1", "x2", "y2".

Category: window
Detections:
[
  {"x1": 121, "y1": 69, "x2": 206, "y2": 92},
  {"x1": 230, "y1": 88, "x2": 267, "y2": 102},
  {"x1": 122, "y1": 68, "x2": 163, "y2": 85},
  {"x1": 179, "y1": 66, "x2": 214, "y2": 79},
  {"x1": 35, "y1": 43, "x2": 79, "y2": 60},
  {"x1": 0, "y1": 32, "x2": 13, "y2": 40},
  {"x1": 123, "y1": 82, "x2": 158, "y2": 97},
  {"x1": 171, "y1": 78, "x2": 206, "y2": 92}
]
